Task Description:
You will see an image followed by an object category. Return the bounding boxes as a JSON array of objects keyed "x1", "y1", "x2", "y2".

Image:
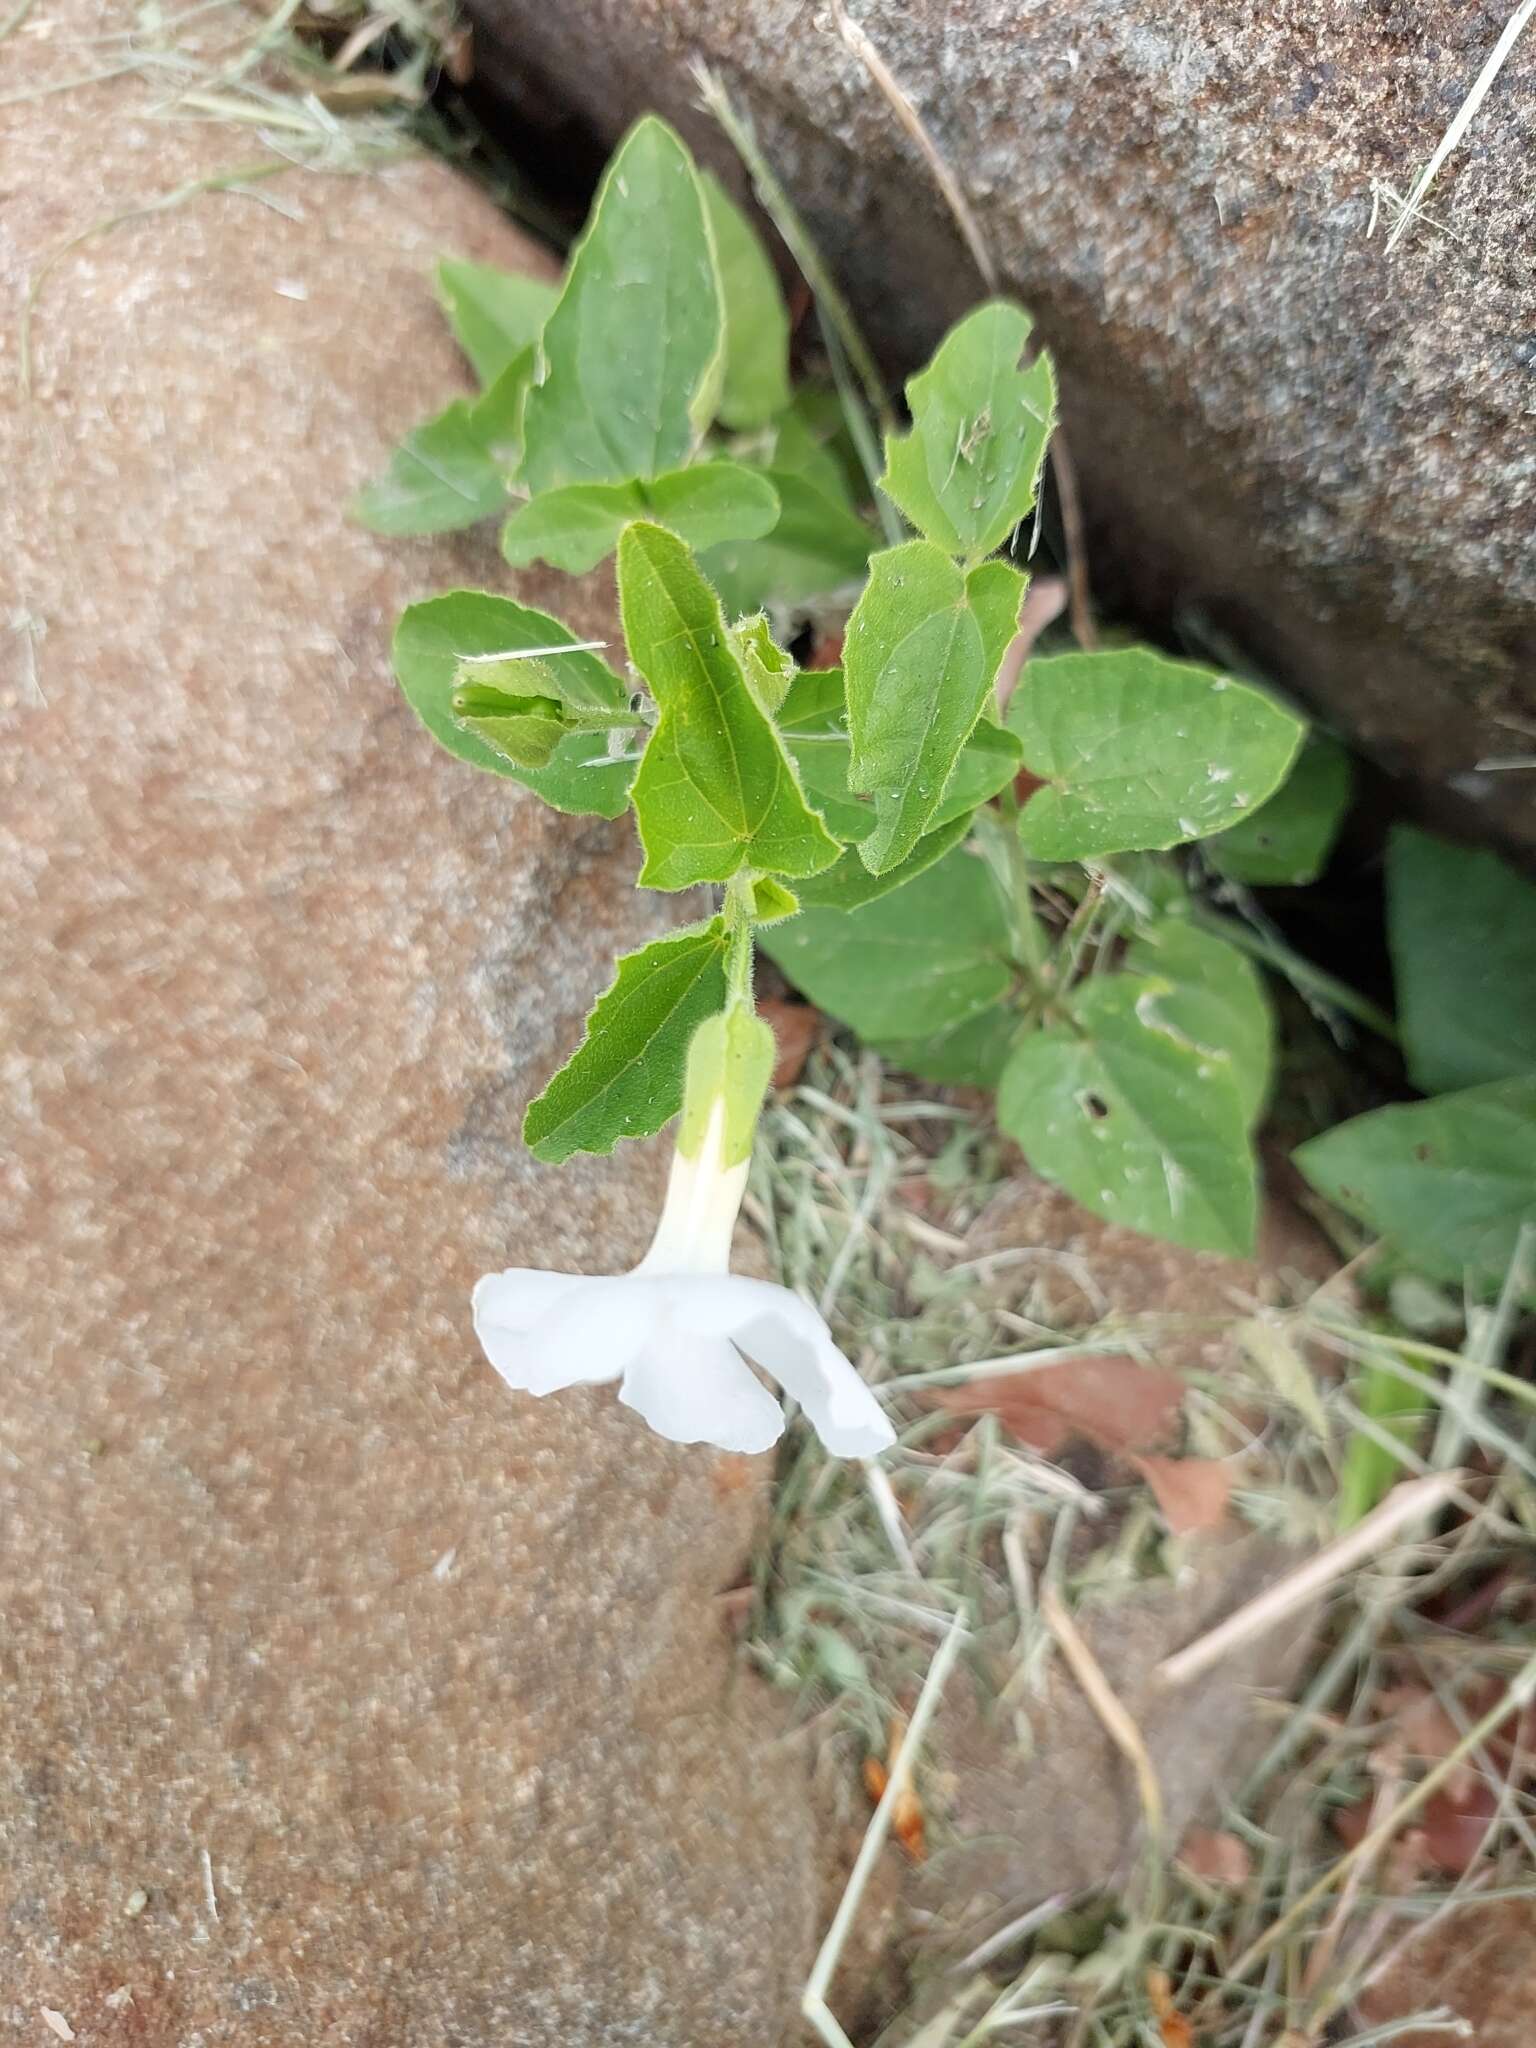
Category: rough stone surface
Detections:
[
  {"x1": 0, "y1": 11, "x2": 816, "y2": 2041},
  {"x1": 472, "y1": 0, "x2": 1536, "y2": 852}
]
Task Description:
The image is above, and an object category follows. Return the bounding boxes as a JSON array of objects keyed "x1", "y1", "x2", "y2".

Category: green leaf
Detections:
[
  {"x1": 1206, "y1": 734, "x2": 1352, "y2": 886},
  {"x1": 794, "y1": 813, "x2": 973, "y2": 910},
  {"x1": 523, "y1": 918, "x2": 729, "y2": 1162},
  {"x1": 618, "y1": 522, "x2": 840, "y2": 888},
  {"x1": 1123, "y1": 919, "x2": 1274, "y2": 1127},
  {"x1": 965, "y1": 558, "x2": 1030, "y2": 680},
  {"x1": 1295, "y1": 1078, "x2": 1536, "y2": 1295},
  {"x1": 750, "y1": 877, "x2": 800, "y2": 923},
  {"x1": 452, "y1": 678, "x2": 569, "y2": 769},
  {"x1": 436, "y1": 259, "x2": 558, "y2": 386},
  {"x1": 677, "y1": 1004, "x2": 777, "y2": 1164},
  {"x1": 701, "y1": 172, "x2": 791, "y2": 430},
  {"x1": 522, "y1": 117, "x2": 723, "y2": 492},
  {"x1": 392, "y1": 590, "x2": 635, "y2": 817},
  {"x1": 880, "y1": 300, "x2": 1057, "y2": 560},
  {"x1": 451, "y1": 662, "x2": 636, "y2": 772},
  {"x1": 1010, "y1": 649, "x2": 1305, "y2": 862},
  {"x1": 770, "y1": 389, "x2": 862, "y2": 507},
  {"x1": 780, "y1": 666, "x2": 1022, "y2": 848},
  {"x1": 873, "y1": 1002, "x2": 1021, "y2": 1089},
  {"x1": 699, "y1": 468, "x2": 872, "y2": 614},
  {"x1": 845, "y1": 541, "x2": 1024, "y2": 873},
  {"x1": 501, "y1": 462, "x2": 780, "y2": 575},
  {"x1": 998, "y1": 975, "x2": 1257, "y2": 1256},
  {"x1": 1338, "y1": 1347, "x2": 1431, "y2": 1528},
  {"x1": 353, "y1": 397, "x2": 511, "y2": 537},
  {"x1": 1387, "y1": 827, "x2": 1536, "y2": 1096},
  {"x1": 761, "y1": 846, "x2": 1014, "y2": 1041},
  {"x1": 353, "y1": 349, "x2": 532, "y2": 537},
  {"x1": 733, "y1": 613, "x2": 796, "y2": 715}
]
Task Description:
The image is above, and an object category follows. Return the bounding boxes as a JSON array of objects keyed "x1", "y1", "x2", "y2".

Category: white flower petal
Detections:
[
  {"x1": 515, "y1": 1275, "x2": 662, "y2": 1393},
  {"x1": 619, "y1": 1333, "x2": 785, "y2": 1454},
  {"x1": 474, "y1": 1270, "x2": 628, "y2": 1395},
  {"x1": 667, "y1": 1274, "x2": 896, "y2": 1459}
]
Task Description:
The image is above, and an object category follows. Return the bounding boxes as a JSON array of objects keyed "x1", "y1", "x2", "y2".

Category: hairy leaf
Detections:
[
  {"x1": 793, "y1": 813, "x2": 974, "y2": 910},
  {"x1": 523, "y1": 918, "x2": 728, "y2": 1161},
  {"x1": 392, "y1": 589, "x2": 634, "y2": 816},
  {"x1": 780, "y1": 666, "x2": 1021, "y2": 848},
  {"x1": 845, "y1": 541, "x2": 1024, "y2": 873},
  {"x1": 618, "y1": 522, "x2": 839, "y2": 887}
]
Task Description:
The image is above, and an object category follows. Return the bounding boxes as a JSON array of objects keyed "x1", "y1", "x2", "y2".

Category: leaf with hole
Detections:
[
  {"x1": 436, "y1": 259, "x2": 557, "y2": 386},
  {"x1": 501, "y1": 462, "x2": 780, "y2": 573},
  {"x1": 998, "y1": 974, "x2": 1257, "y2": 1256},
  {"x1": 1206, "y1": 734, "x2": 1352, "y2": 886},
  {"x1": 761, "y1": 846, "x2": 1014, "y2": 1043},
  {"x1": 1387, "y1": 827, "x2": 1536, "y2": 1096},
  {"x1": 618, "y1": 522, "x2": 839, "y2": 888},
  {"x1": 701, "y1": 172, "x2": 791, "y2": 430},
  {"x1": 522, "y1": 116, "x2": 723, "y2": 492},
  {"x1": 392, "y1": 589, "x2": 634, "y2": 816},
  {"x1": 1294, "y1": 1078, "x2": 1536, "y2": 1297},
  {"x1": 844, "y1": 541, "x2": 1025, "y2": 873},
  {"x1": 880, "y1": 300, "x2": 1057, "y2": 560},
  {"x1": 523, "y1": 918, "x2": 729, "y2": 1162},
  {"x1": 1009, "y1": 649, "x2": 1304, "y2": 861}
]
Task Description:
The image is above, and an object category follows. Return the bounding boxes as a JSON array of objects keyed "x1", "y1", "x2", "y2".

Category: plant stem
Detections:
[
  {"x1": 693, "y1": 62, "x2": 892, "y2": 433},
  {"x1": 1189, "y1": 905, "x2": 1400, "y2": 1044},
  {"x1": 724, "y1": 870, "x2": 758, "y2": 1006},
  {"x1": 992, "y1": 787, "x2": 1051, "y2": 985}
]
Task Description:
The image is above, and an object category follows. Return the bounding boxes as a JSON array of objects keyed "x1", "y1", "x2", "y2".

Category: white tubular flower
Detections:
[{"x1": 472, "y1": 1008, "x2": 895, "y2": 1460}]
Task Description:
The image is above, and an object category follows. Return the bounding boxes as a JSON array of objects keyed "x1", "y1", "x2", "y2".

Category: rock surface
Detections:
[
  {"x1": 0, "y1": 11, "x2": 816, "y2": 2041},
  {"x1": 471, "y1": 0, "x2": 1536, "y2": 852}
]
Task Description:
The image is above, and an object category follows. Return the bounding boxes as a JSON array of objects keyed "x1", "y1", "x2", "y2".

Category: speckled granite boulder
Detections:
[
  {"x1": 0, "y1": 9, "x2": 815, "y2": 2040},
  {"x1": 468, "y1": 0, "x2": 1536, "y2": 852}
]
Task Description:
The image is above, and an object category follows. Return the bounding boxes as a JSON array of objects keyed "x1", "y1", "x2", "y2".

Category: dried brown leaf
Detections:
[
  {"x1": 931, "y1": 1354, "x2": 1186, "y2": 1457},
  {"x1": 1133, "y1": 1453, "x2": 1233, "y2": 1535},
  {"x1": 1176, "y1": 1824, "x2": 1252, "y2": 1886}
]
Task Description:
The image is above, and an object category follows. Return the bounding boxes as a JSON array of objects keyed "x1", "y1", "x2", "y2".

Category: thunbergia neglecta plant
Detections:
[
  {"x1": 473, "y1": 1005, "x2": 895, "y2": 1456},
  {"x1": 360, "y1": 111, "x2": 1526, "y2": 1446}
]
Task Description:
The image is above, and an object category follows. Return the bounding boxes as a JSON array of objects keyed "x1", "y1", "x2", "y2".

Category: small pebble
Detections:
[
  {"x1": 125, "y1": 1887, "x2": 149, "y2": 1918},
  {"x1": 40, "y1": 2012, "x2": 76, "y2": 2043}
]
